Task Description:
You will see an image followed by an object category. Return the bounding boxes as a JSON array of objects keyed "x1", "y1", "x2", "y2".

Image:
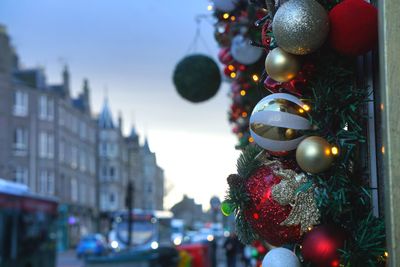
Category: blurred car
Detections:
[
  {"x1": 182, "y1": 229, "x2": 215, "y2": 244},
  {"x1": 76, "y1": 234, "x2": 107, "y2": 258}
]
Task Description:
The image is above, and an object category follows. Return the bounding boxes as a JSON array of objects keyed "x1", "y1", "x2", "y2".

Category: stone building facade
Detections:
[
  {"x1": 0, "y1": 25, "x2": 98, "y2": 249},
  {"x1": 0, "y1": 25, "x2": 165, "y2": 249}
]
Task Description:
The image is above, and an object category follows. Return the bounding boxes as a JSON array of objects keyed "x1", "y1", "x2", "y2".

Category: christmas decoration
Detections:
[
  {"x1": 271, "y1": 169, "x2": 319, "y2": 233},
  {"x1": 272, "y1": 0, "x2": 330, "y2": 55},
  {"x1": 210, "y1": 0, "x2": 386, "y2": 264},
  {"x1": 173, "y1": 54, "x2": 221, "y2": 103},
  {"x1": 302, "y1": 225, "x2": 346, "y2": 267},
  {"x1": 262, "y1": 248, "x2": 301, "y2": 267},
  {"x1": 213, "y1": 0, "x2": 239, "y2": 12},
  {"x1": 210, "y1": 2, "x2": 268, "y2": 148},
  {"x1": 249, "y1": 93, "x2": 311, "y2": 152},
  {"x1": 231, "y1": 35, "x2": 263, "y2": 65},
  {"x1": 265, "y1": 47, "x2": 301, "y2": 82},
  {"x1": 221, "y1": 200, "x2": 233, "y2": 216},
  {"x1": 224, "y1": 146, "x2": 320, "y2": 246},
  {"x1": 296, "y1": 136, "x2": 334, "y2": 174},
  {"x1": 243, "y1": 163, "x2": 302, "y2": 246},
  {"x1": 329, "y1": 0, "x2": 378, "y2": 55}
]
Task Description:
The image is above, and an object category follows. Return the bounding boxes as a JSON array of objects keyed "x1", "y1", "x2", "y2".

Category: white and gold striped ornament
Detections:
[{"x1": 249, "y1": 93, "x2": 311, "y2": 152}]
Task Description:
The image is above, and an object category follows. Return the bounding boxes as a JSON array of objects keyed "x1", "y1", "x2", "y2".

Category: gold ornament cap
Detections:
[
  {"x1": 296, "y1": 136, "x2": 333, "y2": 174},
  {"x1": 265, "y1": 47, "x2": 301, "y2": 83}
]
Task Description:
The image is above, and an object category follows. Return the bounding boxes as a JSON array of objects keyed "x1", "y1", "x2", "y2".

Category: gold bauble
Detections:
[
  {"x1": 249, "y1": 93, "x2": 311, "y2": 152},
  {"x1": 285, "y1": 128, "x2": 296, "y2": 139},
  {"x1": 265, "y1": 48, "x2": 301, "y2": 82},
  {"x1": 296, "y1": 136, "x2": 333, "y2": 174},
  {"x1": 272, "y1": 0, "x2": 329, "y2": 55}
]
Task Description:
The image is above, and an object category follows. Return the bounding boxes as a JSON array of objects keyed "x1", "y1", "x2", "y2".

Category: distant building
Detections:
[
  {"x1": 0, "y1": 25, "x2": 165, "y2": 249},
  {"x1": 171, "y1": 195, "x2": 204, "y2": 228},
  {"x1": 0, "y1": 26, "x2": 97, "y2": 249},
  {"x1": 97, "y1": 100, "x2": 129, "y2": 213},
  {"x1": 96, "y1": 94, "x2": 165, "y2": 234}
]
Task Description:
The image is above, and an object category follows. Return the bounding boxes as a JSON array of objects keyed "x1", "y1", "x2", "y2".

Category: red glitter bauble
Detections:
[
  {"x1": 218, "y1": 47, "x2": 233, "y2": 64},
  {"x1": 302, "y1": 225, "x2": 346, "y2": 267},
  {"x1": 329, "y1": 0, "x2": 378, "y2": 55},
  {"x1": 244, "y1": 165, "x2": 301, "y2": 246}
]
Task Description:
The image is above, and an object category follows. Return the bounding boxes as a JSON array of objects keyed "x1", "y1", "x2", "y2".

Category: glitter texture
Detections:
[
  {"x1": 272, "y1": 0, "x2": 329, "y2": 55},
  {"x1": 272, "y1": 169, "x2": 320, "y2": 233},
  {"x1": 244, "y1": 163, "x2": 302, "y2": 246}
]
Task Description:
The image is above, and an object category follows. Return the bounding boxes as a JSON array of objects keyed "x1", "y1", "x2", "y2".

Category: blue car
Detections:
[{"x1": 76, "y1": 234, "x2": 107, "y2": 258}]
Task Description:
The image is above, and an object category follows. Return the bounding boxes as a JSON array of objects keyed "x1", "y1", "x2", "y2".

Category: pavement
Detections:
[
  {"x1": 57, "y1": 250, "x2": 83, "y2": 267},
  {"x1": 56, "y1": 241, "x2": 238, "y2": 267}
]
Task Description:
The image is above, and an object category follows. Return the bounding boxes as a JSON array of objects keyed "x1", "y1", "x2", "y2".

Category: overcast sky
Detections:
[{"x1": 0, "y1": 0, "x2": 240, "y2": 209}]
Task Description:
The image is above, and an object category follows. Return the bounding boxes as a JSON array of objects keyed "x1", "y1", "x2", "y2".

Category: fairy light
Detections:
[
  {"x1": 331, "y1": 146, "x2": 339, "y2": 156},
  {"x1": 331, "y1": 260, "x2": 340, "y2": 267},
  {"x1": 240, "y1": 90, "x2": 246, "y2": 96},
  {"x1": 325, "y1": 148, "x2": 331, "y2": 156},
  {"x1": 230, "y1": 72, "x2": 237, "y2": 78},
  {"x1": 223, "y1": 13, "x2": 230, "y2": 19},
  {"x1": 207, "y1": 4, "x2": 213, "y2": 11},
  {"x1": 299, "y1": 108, "x2": 304, "y2": 114},
  {"x1": 252, "y1": 74, "x2": 259, "y2": 82},
  {"x1": 303, "y1": 104, "x2": 311, "y2": 111},
  {"x1": 384, "y1": 251, "x2": 389, "y2": 258},
  {"x1": 242, "y1": 112, "x2": 248, "y2": 118},
  {"x1": 238, "y1": 133, "x2": 243, "y2": 138},
  {"x1": 228, "y1": 64, "x2": 235, "y2": 71},
  {"x1": 381, "y1": 146, "x2": 385, "y2": 154},
  {"x1": 230, "y1": 15, "x2": 236, "y2": 21},
  {"x1": 249, "y1": 137, "x2": 254, "y2": 143}
]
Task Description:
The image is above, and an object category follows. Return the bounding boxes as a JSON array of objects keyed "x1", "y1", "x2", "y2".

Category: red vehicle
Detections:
[{"x1": 0, "y1": 179, "x2": 58, "y2": 267}]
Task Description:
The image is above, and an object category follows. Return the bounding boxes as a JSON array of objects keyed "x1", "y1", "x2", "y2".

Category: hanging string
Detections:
[{"x1": 185, "y1": 14, "x2": 214, "y2": 55}]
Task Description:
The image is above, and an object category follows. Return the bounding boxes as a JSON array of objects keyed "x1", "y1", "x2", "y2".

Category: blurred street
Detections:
[
  {"x1": 57, "y1": 251, "x2": 83, "y2": 267},
  {"x1": 56, "y1": 239, "x2": 240, "y2": 267}
]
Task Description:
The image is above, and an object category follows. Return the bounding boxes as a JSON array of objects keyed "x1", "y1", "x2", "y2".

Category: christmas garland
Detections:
[
  {"x1": 213, "y1": 0, "x2": 386, "y2": 266},
  {"x1": 212, "y1": 1, "x2": 267, "y2": 148}
]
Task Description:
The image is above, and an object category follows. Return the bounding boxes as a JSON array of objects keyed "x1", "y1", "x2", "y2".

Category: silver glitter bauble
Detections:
[{"x1": 272, "y1": 0, "x2": 329, "y2": 55}]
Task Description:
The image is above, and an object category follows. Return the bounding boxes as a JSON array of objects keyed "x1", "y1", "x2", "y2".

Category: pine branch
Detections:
[{"x1": 237, "y1": 145, "x2": 263, "y2": 178}]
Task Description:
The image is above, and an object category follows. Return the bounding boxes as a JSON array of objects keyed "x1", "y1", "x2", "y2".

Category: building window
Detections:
[
  {"x1": 39, "y1": 95, "x2": 47, "y2": 120},
  {"x1": 89, "y1": 156, "x2": 95, "y2": 175},
  {"x1": 71, "y1": 178, "x2": 78, "y2": 202},
  {"x1": 59, "y1": 107, "x2": 65, "y2": 126},
  {"x1": 71, "y1": 116, "x2": 78, "y2": 134},
  {"x1": 39, "y1": 170, "x2": 47, "y2": 194},
  {"x1": 147, "y1": 183, "x2": 153, "y2": 193},
  {"x1": 80, "y1": 150, "x2": 86, "y2": 172},
  {"x1": 47, "y1": 98, "x2": 54, "y2": 121},
  {"x1": 13, "y1": 128, "x2": 28, "y2": 156},
  {"x1": 102, "y1": 166, "x2": 107, "y2": 180},
  {"x1": 48, "y1": 134, "x2": 54, "y2": 158},
  {"x1": 80, "y1": 122, "x2": 87, "y2": 139},
  {"x1": 109, "y1": 166, "x2": 115, "y2": 179},
  {"x1": 100, "y1": 142, "x2": 107, "y2": 157},
  {"x1": 47, "y1": 172, "x2": 55, "y2": 195},
  {"x1": 71, "y1": 146, "x2": 78, "y2": 169},
  {"x1": 80, "y1": 183, "x2": 86, "y2": 204},
  {"x1": 38, "y1": 95, "x2": 54, "y2": 121},
  {"x1": 108, "y1": 143, "x2": 118, "y2": 158},
  {"x1": 90, "y1": 187, "x2": 95, "y2": 205},
  {"x1": 14, "y1": 166, "x2": 28, "y2": 185},
  {"x1": 39, "y1": 131, "x2": 54, "y2": 159},
  {"x1": 13, "y1": 90, "x2": 28, "y2": 117},
  {"x1": 59, "y1": 140, "x2": 65, "y2": 162},
  {"x1": 109, "y1": 193, "x2": 115, "y2": 203}
]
